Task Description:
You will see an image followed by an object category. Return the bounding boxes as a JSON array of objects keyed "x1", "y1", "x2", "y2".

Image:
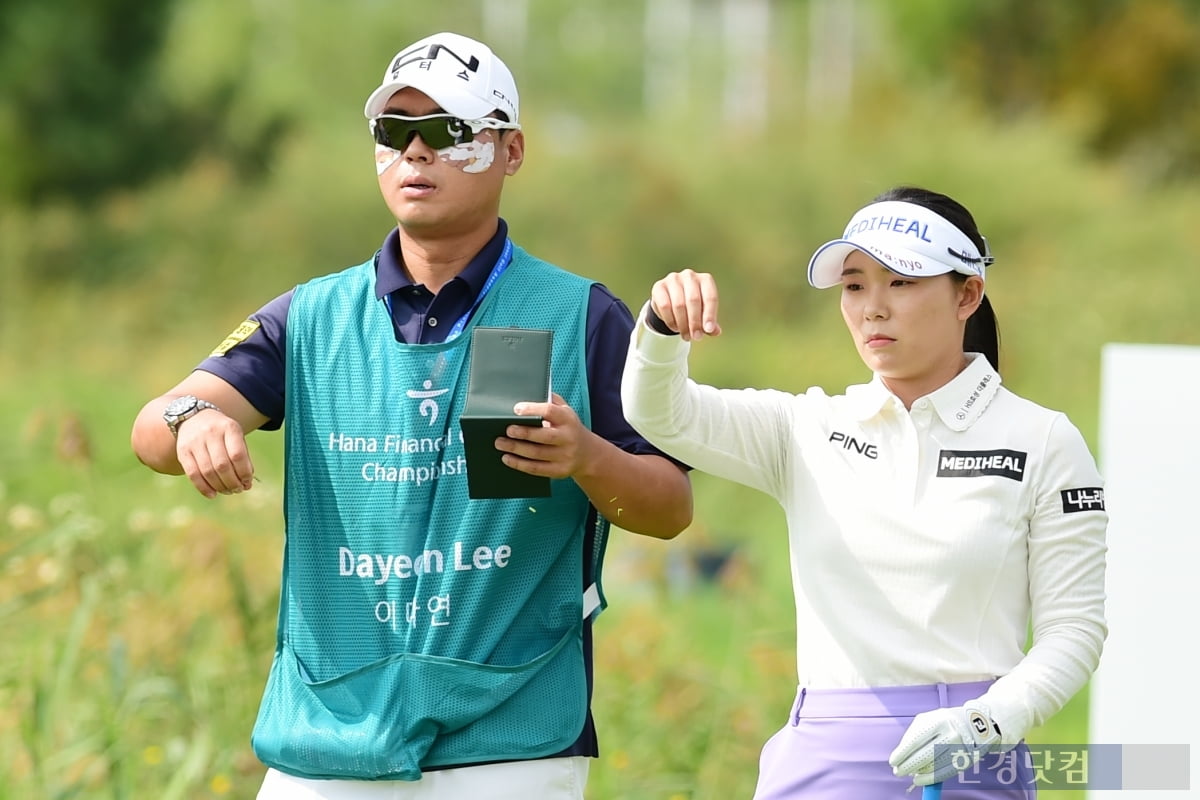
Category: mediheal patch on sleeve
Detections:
[{"x1": 210, "y1": 319, "x2": 261, "y2": 357}]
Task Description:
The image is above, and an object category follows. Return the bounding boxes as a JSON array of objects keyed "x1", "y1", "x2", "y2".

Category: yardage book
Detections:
[{"x1": 461, "y1": 327, "x2": 553, "y2": 499}]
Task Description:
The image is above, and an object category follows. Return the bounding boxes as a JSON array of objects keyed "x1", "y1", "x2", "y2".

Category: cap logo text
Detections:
[
  {"x1": 392, "y1": 43, "x2": 481, "y2": 81},
  {"x1": 845, "y1": 216, "x2": 933, "y2": 243}
]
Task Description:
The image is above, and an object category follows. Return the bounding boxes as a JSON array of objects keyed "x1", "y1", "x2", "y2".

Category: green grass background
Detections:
[{"x1": 4, "y1": 46, "x2": 1198, "y2": 800}]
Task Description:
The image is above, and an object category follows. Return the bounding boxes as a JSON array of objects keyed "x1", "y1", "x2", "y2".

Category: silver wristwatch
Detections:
[{"x1": 163, "y1": 394, "x2": 221, "y2": 438}]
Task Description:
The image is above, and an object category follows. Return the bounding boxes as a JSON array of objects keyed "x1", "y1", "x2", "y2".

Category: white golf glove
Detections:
[{"x1": 888, "y1": 700, "x2": 1004, "y2": 787}]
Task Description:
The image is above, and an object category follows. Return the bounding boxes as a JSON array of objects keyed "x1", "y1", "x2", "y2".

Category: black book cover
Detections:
[{"x1": 461, "y1": 327, "x2": 553, "y2": 499}]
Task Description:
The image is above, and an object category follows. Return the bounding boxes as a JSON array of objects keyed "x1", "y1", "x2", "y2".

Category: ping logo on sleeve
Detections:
[
  {"x1": 210, "y1": 319, "x2": 262, "y2": 357},
  {"x1": 936, "y1": 449, "x2": 1027, "y2": 481},
  {"x1": 1061, "y1": 487, "x2": 1105, "y2": 513}
]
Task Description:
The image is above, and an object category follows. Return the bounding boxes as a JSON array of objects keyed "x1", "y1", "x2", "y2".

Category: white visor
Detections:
[{"x1": 807, "y1": 200, "x2": 990, "y2": 289}]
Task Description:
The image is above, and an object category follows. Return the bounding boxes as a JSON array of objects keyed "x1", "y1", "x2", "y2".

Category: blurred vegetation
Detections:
[
  {"x1": 2, "y1": 0, "x2": 1199, "y2": 797},
  {"x1": 0, "y1": 0, "x2": 289, "y2": 207},
  {"x1": 888, "y1": 0, "x2": 1200, "y2": 181}
]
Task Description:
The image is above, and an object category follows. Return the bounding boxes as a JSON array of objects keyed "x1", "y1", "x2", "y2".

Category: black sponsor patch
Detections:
[
  {"x1": 936, "y1": 449, "x2": 1027, "y2": 481},
  {"x1": 1061, "y1": 487, "x2": 1105, "y2": 513}
]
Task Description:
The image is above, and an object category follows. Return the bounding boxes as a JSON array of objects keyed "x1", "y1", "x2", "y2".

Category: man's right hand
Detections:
[
  {"x1": 174, "y1": 408, "x2": 256, "y2": 498},
  {"x1": 649, "y1": 269, "x2": 722, "y2": 342},
  {"x1": 132, "y1": 372, "x2": 268, "y2": 497}
]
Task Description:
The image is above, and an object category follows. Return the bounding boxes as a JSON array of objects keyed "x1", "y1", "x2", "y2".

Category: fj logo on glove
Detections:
[{"x1": 970, "y1": 712, "x2": 990, "y2": 735}]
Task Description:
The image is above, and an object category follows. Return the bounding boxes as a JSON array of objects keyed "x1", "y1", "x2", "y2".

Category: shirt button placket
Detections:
[{"x1": 905, "y1": 401, "x2": 930, "y2": 503}]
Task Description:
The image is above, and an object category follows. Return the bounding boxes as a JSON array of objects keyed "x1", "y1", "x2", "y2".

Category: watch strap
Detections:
[{"x1": 165, "y1": 396, "x2": 222, "y2": 437}]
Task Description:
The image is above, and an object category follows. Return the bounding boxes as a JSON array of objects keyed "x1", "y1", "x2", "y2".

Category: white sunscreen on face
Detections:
[
  {"x1": 375, "y1": 144, "x2": 402, "y2": 175},
  {"x1": 438, "y1": 140, "x2": 495, "y2": 173}
]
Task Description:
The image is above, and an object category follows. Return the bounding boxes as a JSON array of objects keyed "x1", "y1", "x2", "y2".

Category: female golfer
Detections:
[{"x1": 621, "y1": 186, "x2": 1107, "y2": 797}]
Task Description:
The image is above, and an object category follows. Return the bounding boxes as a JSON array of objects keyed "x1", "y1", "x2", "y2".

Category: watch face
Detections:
[{"x1": 165, "y1": 395, "x2": 198, "y2": 419}]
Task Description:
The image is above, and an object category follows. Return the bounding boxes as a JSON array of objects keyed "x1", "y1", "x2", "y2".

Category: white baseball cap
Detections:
[
  {"x1": 363, "y1": 32, "x2": 520, "y2": 124},
  {"x1": 807, "y1": 200, "x2": 992, "y2": 289}
]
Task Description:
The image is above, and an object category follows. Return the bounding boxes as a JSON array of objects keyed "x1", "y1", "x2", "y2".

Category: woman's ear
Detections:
[{"x1": 958, "y1": 275, "x2": 985, "y2": 321}]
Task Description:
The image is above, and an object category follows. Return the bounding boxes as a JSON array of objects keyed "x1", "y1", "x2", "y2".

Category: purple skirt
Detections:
[{"x1": 753, "y1": 681, "x2": 1035, "y2": 799}]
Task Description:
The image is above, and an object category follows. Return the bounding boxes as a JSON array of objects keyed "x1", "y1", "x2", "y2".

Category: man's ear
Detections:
[{"x1": 503, "y1": 130, "x2": 524, "y2": 176}]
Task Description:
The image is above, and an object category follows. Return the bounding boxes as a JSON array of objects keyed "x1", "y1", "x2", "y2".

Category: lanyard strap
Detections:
[
  {"x1": 445, "y1": 238, "x2": 513, "y2": 340},
  {"x1": 384, "y1": 238, "x2": 514, "y2": 343}
]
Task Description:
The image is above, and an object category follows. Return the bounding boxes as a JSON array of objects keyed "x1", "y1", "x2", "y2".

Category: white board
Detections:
[{"x1": 1089, "y1": 343, "x2": 1200, "y2": 796}]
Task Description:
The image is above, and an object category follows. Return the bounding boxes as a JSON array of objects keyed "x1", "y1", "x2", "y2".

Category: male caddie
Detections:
[{"x1": 131, "y1": 31, "x2": 691, "y2": 800}]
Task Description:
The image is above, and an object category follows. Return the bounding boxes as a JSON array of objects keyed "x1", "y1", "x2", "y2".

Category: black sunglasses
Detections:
[{"x1": 369, "y1": 114, "x2": 519, "y2": 151}]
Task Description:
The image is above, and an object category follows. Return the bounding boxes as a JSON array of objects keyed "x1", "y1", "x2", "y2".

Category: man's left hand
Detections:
[{"x1": 496, "y1": 393, "x2": 594, "y2": 479}]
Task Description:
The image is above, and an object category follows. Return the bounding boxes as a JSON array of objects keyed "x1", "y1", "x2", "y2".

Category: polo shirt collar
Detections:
[
  {"x1": 846, "y1": 377, "x2": 896, "y2": 421},
  {"x1": 373, "y1": 218, "x2": 510, "y2": 299},
  {"x1": 847, "y1": 353, "x2": 1002, "y2": 430},
  {"x1": 927, "y1": 353, "x2": 1002, "y2": 430}
]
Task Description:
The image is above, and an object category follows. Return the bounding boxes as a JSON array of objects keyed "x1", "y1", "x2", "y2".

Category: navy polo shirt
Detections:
[
  {"x1": 197, "y1": 219, "x2": 682, "y2": 763},
  {"x1": 198, "y1": 219, "x2": 663, "y2": 462}
]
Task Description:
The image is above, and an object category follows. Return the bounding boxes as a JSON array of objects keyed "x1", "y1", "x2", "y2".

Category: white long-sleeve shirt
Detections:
[{"x1": 621, "y1": 311, "x2": 1108, "y2": 742}]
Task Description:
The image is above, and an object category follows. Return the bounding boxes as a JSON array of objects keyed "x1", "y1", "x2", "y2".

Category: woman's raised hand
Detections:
[{"x1": 649, "y1": 269, "x2": 722, "y2": 342}]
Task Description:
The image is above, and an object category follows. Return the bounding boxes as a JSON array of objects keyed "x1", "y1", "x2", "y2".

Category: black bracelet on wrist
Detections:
[{"x1": 645, "y1": 308, "x2": 679, "y2": 336}]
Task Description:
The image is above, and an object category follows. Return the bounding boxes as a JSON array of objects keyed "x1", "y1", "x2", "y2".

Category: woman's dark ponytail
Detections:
[
  {"x1": 964, "y1": 294, "x2": 1000, "y2": 373},
  {"x1": 871, "y1": 186, "x2": 1001, "y2": 373}
]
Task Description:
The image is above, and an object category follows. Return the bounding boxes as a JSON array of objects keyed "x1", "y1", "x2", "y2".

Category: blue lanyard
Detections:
[
  {"x1": 446, "y1": 238, "x2": 513, "y2": 340},
  {"x1": 385, "y1": 238, "x2": 514, "y2": 343}
]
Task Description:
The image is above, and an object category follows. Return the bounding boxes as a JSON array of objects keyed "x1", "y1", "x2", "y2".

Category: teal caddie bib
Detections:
[{"x1": 250, "y1": 245, "x2": 609, "y2": 780}]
